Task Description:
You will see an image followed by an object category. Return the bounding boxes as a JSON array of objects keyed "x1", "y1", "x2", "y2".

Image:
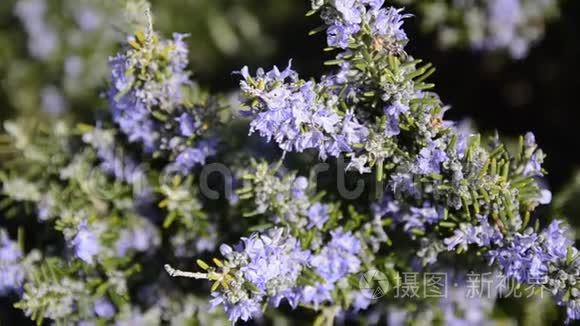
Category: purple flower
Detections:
[
  {"x1": 537, "y1": 188, "x2": 552, "y2": 205},
  {"x1": 525, "y1": 132, "x2": 536, "y2": 147},
  {"x1": 541, "y1": 220, "x2": 573, "y2": 260},
  {"x1": 309, "y1": 229, "x2": 361, "y2": 284},
  {"x1": 94, "y1": 299, "x2": 115, "y2": 318},
  {"x1": 214, "y1": 229, "x2": 310, "y2": 319},
  {"x1": 0, "y1": 229, "x2": 25, "y2": 295},
  {"x1": 414, "y1": 141, "x2": 448, "y2": 175},
  {"x1": 390, "y1": 172, "x2": 420, "y2": 197},
  {"x1": 74, "y1": 6, "x2": 102, "y2": 32},
  {"x1": 372, "y1": 7, "x2": 411, "y2": 42},
  {"x1": 72, "y1": 221, "x2": 100, "y2": 264},
  {"x1": 523, "y1": 152, "x2": 544, "y2": 176},
  {"x1": 108, "y1": 82, "x2": 156, "y2": 151},
  {"x1": 0, "y1": 233, "x2": 22, "y2": 262},
  {"x1": 444, "y1": 215, "x2": 503, "y2": 251},
  {"x1": 351, "y1": 291, "x2": 372, "y2": 311},
  {"x1": 384, "y1": 101, "x2": 409, "y2": 136},
  {"x1": 327, "y1": 23, "x2": 360, "y2": 48},
  {"x1": 307, "y1": 203, "x2": 330, "y2": 230},
  {"x1": 347, "y1": 155, "x2": 371, "y2": 173},
  {"x1": 227, "y1": 299, "x2": 262, "y2": 322},
  {"x1": 486, "y1": 0, "x2": 526, "y2": 58},
  {"x1": 240, "y1": 230, "x2": 310, "y2": 292},
  {"x1": 342, "y1": 110, "x2": 370, "y2": 145},
  {"x1": 372, "y1": 195, "x2": 400, "y2": 219},
  {"x1": 453, "y1": 120, "x2": 474, "y2": 158},
  {"x1": 271, "y1": 288, "x2": 302, "y2": 309},
  {"x1": 444, "y1": 224, "x2": 481, "y2": 251},
  {"x1": 211, "y1": 293, "x2": 262, "y2": 323},
  {"x1": 488, "y1": 231, "x2": 542, "y2": 283},
  {"x1": 108, "y1": 33, "x2": 192, "y2": 152},
  {"x1": 177, "y1": 113, "x2": 198, "y2": 137},
  {"x1": 13, "y1": 0, "x2": 58, "y2": 60},
  {"x1": 335, "y1": 0, "x2": 362, "y2": 25},
  {"x1": 396, "y1": 204, "x2": 442, "y2": 233},
  {"x1": 329, "y1": 228, "x2": 361, "y2": 254},
  {"x1": 439, "y1": 276, "x2": 496, "y2": 325},
  {"x1": 299, "y1": 283, "x2": 333, "y2": 308},
  {"x1": 169, "y1": 138, "x2": 219, "y2": 173},
  {"x1": 566, "y1": 303, "x2": 580, "y2": 324},
  {"x1": 292, "y1": 176, "x2": 309, "y2": 199},
  {"x1": 387, "y1": 307, "x2": 409, "y2": 326}
]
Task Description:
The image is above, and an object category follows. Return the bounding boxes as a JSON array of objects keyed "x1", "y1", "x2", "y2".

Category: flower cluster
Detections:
[
  {"x1": 238, "y1": 64, "x2": 369, "y2": 160},
  {"x1": 210, "y1": 229, "x2": 309, "y2": 322},
  {"x1": 108, "y1": 30, "x2": 220, "y2": 173},
  {"x1": 319, "y1": 1, "x2": 411, "y2": 52},
  {"x1": 488, "y1": 221, "x2": 580, "y2": 321},
  {"x1": 301, "y1": 229, "x2": 362, "y2": 307},
  {"x1": 199, "y1": 227, "x2": 363, "y2": 323},
  {"x1": 238, "y1": 1, "x2": 417, "y2": 168},
  {"x1": 240, "y1": 2, "x2": 454, "y2": 177}
]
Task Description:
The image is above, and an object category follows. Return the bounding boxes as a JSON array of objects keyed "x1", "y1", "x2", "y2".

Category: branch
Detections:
[{"x1": 164, "y1": 264, "x2": 208, "y2": 279}]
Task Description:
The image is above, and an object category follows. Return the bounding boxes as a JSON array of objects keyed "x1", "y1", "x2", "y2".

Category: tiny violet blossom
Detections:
[
  {"x1": 307, "y1": 203, "x2": 330, "y2": 229},
  {"x1": 384, "y1": 101, "x2": 409, "y2": 137},
  {"x1": 444, "y1": 215, "x2": 503, "y2": 251},
  {"x1": 298, "y1": 229, "x2": 362, "y2": 308},
  {"x1": 0, "y1": 229, "x2": 25, "y2": 295},
  {"x1": 168, "y1": 138, "x2": 219, "y2": 174},
  {"x1": 210, "y1": 294, "x2": 262, "y2": 323},
  {"x1": 327, "y1": 23, "x2": 360, "y2": 48},
  {"x1": 94, "y1": 299, "x2": 115, "y2": 318},
  {"x1": 72, "y1": 221, "x2": 100, "y2": 265},
  {"x1": 308, "y1": 229, "x2": 361, "y2": 284},
  {"x1": 372, "y1": 5, "x2": 412, "y2": 42},
  {"x1": 414, "y1": 141, "x2": 449, "y2": 175},
  {"x1": 177, "y1": 113, "x2": 198, "y2": 137}
]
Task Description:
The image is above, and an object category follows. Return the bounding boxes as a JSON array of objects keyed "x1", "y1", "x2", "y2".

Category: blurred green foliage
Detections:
[{"x1": 0, "y1": 0, "x2": 301, "y2": 122}]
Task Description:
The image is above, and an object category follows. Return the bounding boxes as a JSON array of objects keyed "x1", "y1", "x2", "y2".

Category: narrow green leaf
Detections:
[
  {"x1": 196, "y1": 259, "x2": 210, "y2": 270},
  {"x1": 309, "y1": 25, "x2": 327, "y2": 36}
]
